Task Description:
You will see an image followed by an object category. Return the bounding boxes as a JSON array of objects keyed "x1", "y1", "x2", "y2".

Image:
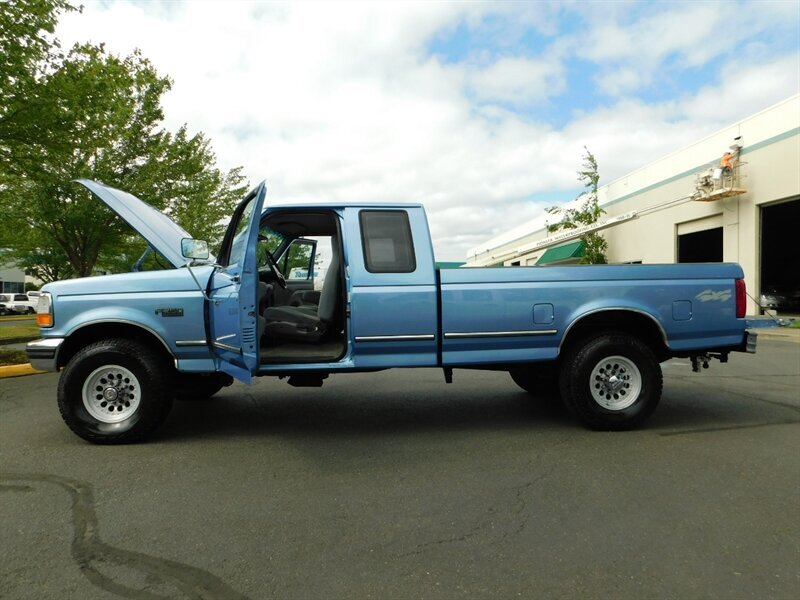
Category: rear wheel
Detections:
[
  {"x1": 57, "y1": 339, "x2": 173, "y2": 444},
  {"x1": 560, "y1": 332, "x2": 662, "y2": 430}
]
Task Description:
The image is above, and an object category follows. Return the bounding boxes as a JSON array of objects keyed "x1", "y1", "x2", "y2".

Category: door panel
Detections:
[
  {"x1": 344, "y1": 207, "x2": 438, "y2": 368},
  {"x1": 209, "y1": 183, "x2": 267, "y2": 383}
]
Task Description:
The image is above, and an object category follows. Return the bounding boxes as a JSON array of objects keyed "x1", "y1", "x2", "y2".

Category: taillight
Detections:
[
  {"x1": 36, "y1": 292, "x2": 53, "y2": 327},
  {"x1": 735, "y1": 279, "x2": 746, "y2": 319}
]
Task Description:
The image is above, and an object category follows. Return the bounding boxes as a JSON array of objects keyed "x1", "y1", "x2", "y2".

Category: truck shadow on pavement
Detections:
[
  {"x1": 160, "y1": 387, "x2": 575, "y2": 442},
  {"x1": 158, "y1": 380, "x2": 800, "y2": 443},
  {"x1": 0, "y1": 473, "x2": 252, "y2": 600}
]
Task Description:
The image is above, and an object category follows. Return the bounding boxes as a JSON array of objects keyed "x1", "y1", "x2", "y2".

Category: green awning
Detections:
[
  {"x1": 537, "y1": 240, "x2": 585, "y2": 265},
  {"x1": 435, "y1": 261, "x2": 466, "y2": 269}
]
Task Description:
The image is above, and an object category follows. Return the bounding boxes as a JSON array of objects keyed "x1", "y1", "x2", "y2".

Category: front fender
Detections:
[{"x1": 55, "y1": 291, "x2": 207, "y2": 356}]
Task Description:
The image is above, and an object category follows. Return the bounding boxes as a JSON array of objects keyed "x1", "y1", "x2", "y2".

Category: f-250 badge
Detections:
[
  {"x1": 695, "y1": 289, "x2": 732, "y2": 302},
  {"x1": 155, "y1": 308, "x2": 184, "y2": 317}
]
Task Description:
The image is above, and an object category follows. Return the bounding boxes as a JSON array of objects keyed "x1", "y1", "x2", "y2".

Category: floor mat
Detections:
[{"x1": 260, "y1": 339, "x2": 345, "y2": 363}]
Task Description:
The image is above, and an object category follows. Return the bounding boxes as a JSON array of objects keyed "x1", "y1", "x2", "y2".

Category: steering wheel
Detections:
[{"x1": 265, "y1": 250, "x2": 287, "y2": 289}]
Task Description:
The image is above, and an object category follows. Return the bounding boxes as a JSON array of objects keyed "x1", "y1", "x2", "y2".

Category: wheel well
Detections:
[
  {"x1": 57, "y1": 323, "x2": 175, "y2": 371},
  {"x1": 560, "y1": 310, "x2": 669, "y2": 361}
]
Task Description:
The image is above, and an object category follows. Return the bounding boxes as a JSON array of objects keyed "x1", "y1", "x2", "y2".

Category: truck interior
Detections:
[{"x1": 256, "y1": 211, "x2": 347, "y2": 364}]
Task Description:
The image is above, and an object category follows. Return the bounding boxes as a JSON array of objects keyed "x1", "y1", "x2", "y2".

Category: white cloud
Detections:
[
  {"x1": 467, "y1": 56, "x2": 565, "y2": 104},
  {"x1": 54, "y1": 1, "x2": 799, "y2": 261},
  {"x1": 576, "y1": 2, "x2": 798, "y2": 96}
]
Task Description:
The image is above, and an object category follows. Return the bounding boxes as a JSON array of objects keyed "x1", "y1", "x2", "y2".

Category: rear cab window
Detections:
[{"x1": 359, "y1": 210, "x2": 416, "y2": 273}]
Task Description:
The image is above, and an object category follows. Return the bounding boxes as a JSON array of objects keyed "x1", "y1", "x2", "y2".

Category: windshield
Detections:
[{"x1": 256, "y1": 226, "x2": 285, "y2": 268}]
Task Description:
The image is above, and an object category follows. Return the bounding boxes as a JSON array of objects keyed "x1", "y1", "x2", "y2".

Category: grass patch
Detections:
[
  {"x1": 789, "y1": 319, "x2": 800, "y2": 329},
  {"x1": 0, "y1": 349, "x2": 28, "y2": 366},
  {"x1": 0, "y1": 324, "x2": 39, "y2": 341},
  {"x1": 0, "y1": 314, "x2": 36, "y2": 322}
]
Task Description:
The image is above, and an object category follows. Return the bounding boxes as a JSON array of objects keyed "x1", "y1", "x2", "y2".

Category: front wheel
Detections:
[
  {"x1": 57, "y1": 339, "x2": 173, "y2": 444},
  {"x1": 560, "y1": 333, "x2": 662, "y2": 430}
]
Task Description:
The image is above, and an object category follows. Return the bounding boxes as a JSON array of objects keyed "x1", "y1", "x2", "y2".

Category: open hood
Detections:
[{"x1": 75, "y1": 179, "x2": 194, "y2": 269}]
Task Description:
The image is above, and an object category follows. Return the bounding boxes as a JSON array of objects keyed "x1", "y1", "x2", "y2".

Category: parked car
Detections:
[
  {"x1": 0, "y1": 293, "x2": 33, "y2": 315},
  {"x1": 12, "y1": 293, "x2": 37, "y2": 314},
  {"x1": 0, "y1": 294, "x2": 13, "y2": 315},
  {"x1": 760, "y1": 287, "x2": 800, "y2": 314},
  {"x1": 29, "y1": 179, "x2": 765, "y2": 444}
]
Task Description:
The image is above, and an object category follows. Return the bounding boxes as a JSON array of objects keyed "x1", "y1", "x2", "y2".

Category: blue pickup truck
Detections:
[{"x1": 28, "y1": 180, "x2": 757, "y2": 443}]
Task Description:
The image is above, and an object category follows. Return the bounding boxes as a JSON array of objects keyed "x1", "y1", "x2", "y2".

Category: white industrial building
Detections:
[
  {"x1": 466, "y1": 95, "x2": 800, "y2": 315},
  {"x1": 0, "y1": 260, "x2": 26, "y2": 294}
]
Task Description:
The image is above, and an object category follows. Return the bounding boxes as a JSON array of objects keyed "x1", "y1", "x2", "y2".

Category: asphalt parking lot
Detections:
[{"x1": 1, "y1": 338, "x2": 798, "y2": 599}]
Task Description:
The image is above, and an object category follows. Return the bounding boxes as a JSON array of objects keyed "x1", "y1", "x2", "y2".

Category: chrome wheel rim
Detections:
[
  {"x1": 81, "y1": 364, "x2": 141, "y2": 423},
  {"x1": 589, "y1": 355, "x2": 641, "y2": 410}
]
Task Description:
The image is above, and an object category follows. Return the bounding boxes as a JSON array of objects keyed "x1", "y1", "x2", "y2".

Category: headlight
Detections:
[{"x1": 36, "y1": 292, "x2": 53, "y2": 328}]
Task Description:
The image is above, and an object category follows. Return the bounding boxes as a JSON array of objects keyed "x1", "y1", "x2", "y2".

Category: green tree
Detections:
[
  {"x1": 0, "y1": 3, "x2": 248, "y2": 280},
  {"x1": 0, "y1": 0, "x2": 78, "y2": 181},
  {"x1": 545, "y1": 147, "x2": 608, "y2": 264},
  {"x1": 14, "y1": 234, "x2": 75, "y2": 283}
]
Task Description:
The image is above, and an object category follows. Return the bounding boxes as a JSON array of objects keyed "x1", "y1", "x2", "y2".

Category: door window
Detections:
[
  {"x1": 359, "y1": 210, "x2": 416, "y2": 273},
  {"x1": 223, "y1": 195, "x2": 257, "y2": 269},
  {"x1": 282, "y1": 240, "x2": 315, "y2": 281}
]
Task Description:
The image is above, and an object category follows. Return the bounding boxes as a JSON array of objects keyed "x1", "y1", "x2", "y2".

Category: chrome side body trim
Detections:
[
  {"x1": 175, "y1": 340, "x2": 209, "y2": 347},
  {"x1": 355, "y1": 334, "x2": 436, "y2": 342},
  {"x1": 212, "y1": 341, "x2": 241, "y2": 353},
  {"x1": 444, "y1": 330, "x2": 558, "y2": 339}
]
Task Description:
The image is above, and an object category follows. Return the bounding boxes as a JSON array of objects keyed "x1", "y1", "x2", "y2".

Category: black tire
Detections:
[
  {"x1": 560, "y1": 332, "x2": 662, "y2": 430},
  {"x1": 509, "y1": 366, "x2": 562, "y2": 406},
  {"x1": 173, "y1": 372, "x2": 232, "y2": 401},
  {"x1": 27, "y1": 307, "x2": 35, "y2": 314},
  {"x1": 57, "y1": 339, "x2": 173, "y2": 444}
]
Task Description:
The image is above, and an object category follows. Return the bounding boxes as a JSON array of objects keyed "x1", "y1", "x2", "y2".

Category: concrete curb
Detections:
[
  {"x1": 0, "y1": 363, "x2": 45, "y2": 378},
  {"x1": 0, "y1": 336, "x2": 37, "y2": 346},
  {"x1": 752, "y1": 328, "x2": 800, "y2": 342}
]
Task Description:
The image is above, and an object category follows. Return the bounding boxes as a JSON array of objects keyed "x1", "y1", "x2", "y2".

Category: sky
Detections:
[{"x1": 56, "y1": 0, "x2": 800, "y2": 261}]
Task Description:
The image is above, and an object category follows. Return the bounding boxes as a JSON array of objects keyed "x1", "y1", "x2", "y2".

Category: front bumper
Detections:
[{"x1": 26, "y1": 338, "x2": 64, "y2": 372}]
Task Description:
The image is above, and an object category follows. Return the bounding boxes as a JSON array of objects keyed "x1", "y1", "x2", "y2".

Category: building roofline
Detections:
[{"x1": 600, "y1": 93, "x2": 800, "y2": 195}]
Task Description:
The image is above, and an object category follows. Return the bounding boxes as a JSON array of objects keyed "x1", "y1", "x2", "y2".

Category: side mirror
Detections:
[{"x1": 181, "y1": 238, "x2": 210, "y2": 260}]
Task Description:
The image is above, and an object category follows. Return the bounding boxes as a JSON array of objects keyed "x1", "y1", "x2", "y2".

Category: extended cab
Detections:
[{"x1": 28, "y1": 180, "x2": 758, "y2": 443}]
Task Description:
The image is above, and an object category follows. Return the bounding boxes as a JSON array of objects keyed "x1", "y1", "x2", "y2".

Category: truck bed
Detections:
[{"x1": 439, "y1": 263, "x2": 746, "y2": 365}]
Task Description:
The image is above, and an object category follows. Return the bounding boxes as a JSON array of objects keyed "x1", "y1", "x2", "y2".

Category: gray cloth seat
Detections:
[
  {"x1": 287, "y1": 289, "x2": 321, "y2": 307},
  {"x1": 264, "y1": 244, "x2": 341, "y2": 343}
]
